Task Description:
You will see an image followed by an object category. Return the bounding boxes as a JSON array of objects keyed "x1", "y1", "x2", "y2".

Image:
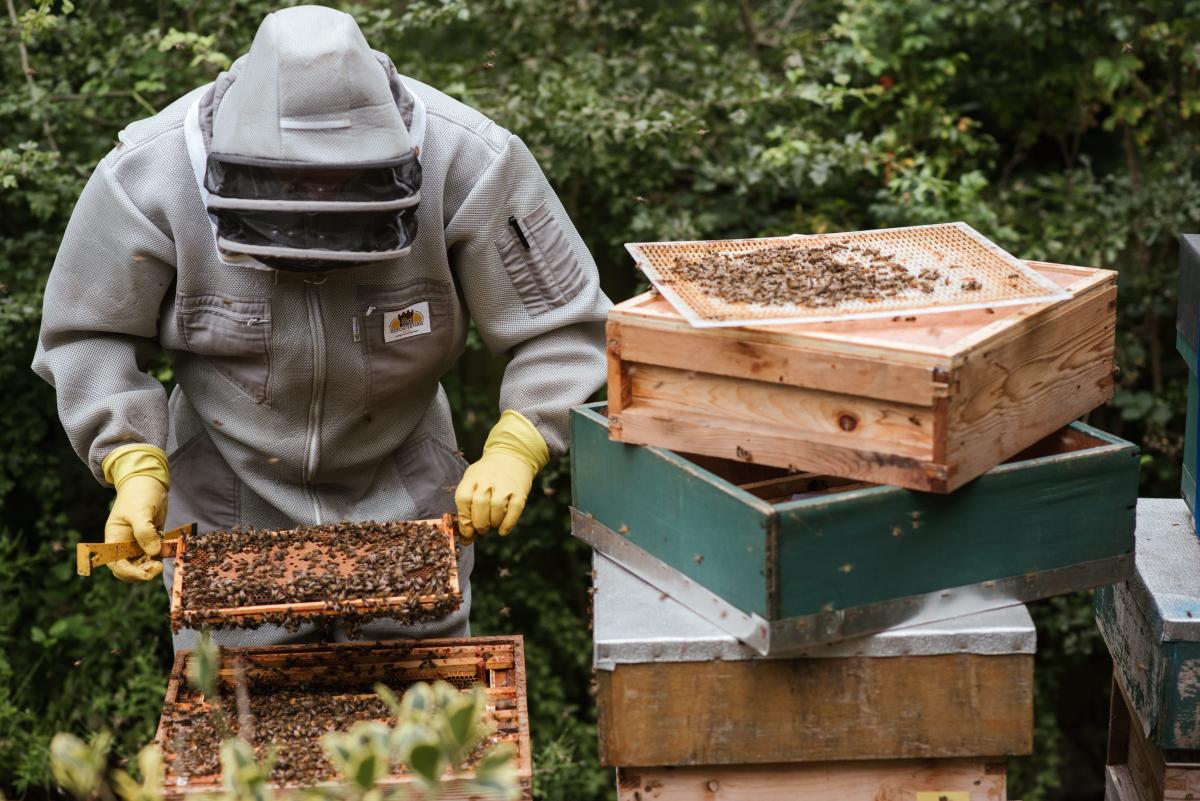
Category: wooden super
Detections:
[{"x1": 607, "y1": 258, "x2": 1116, "y2": 493}]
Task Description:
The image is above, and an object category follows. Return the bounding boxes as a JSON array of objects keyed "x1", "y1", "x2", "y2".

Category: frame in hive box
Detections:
[
  {"x1": 155, "y1": 637, "x2": 531, "y2": 799},
  {"x1": 607, "y1": 258, "x2": 1116, "y2": 493}
]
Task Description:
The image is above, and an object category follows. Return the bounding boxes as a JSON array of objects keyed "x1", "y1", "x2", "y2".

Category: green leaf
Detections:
[{"x1": 406, "y1": 742, "x2": 444, "y2": 788}]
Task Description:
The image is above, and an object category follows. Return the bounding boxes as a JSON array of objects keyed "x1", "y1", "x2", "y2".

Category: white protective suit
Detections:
[{"x1": 32, "y1": 7, "x2": 611, "y2": 648}]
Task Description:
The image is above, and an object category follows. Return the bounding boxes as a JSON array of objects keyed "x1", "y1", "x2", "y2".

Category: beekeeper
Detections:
[{"x1": 32, "y1": 5, "x2": 610, "y2": 647}]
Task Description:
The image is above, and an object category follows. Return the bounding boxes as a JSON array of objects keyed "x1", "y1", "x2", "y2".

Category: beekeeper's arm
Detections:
[
  {"x1": 32, "y1": 150, "x2": 174, "y2": 581},
  {"x1": 447, "y1": 133, "x2": 611, "y2": 540}
]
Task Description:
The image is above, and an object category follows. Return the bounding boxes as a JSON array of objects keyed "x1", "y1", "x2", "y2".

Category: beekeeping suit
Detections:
[{"x1": 32, "y1": 6, "x2": 610, "y2": 649}]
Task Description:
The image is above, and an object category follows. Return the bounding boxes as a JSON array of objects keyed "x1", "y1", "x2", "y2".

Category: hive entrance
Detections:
[{"x1": 626, "y1": 222, "x2": 1069, "y2": 327}]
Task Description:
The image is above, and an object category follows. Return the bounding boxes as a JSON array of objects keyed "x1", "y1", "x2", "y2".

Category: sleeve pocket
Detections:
[{"x1": 495, "y1": 200, "x2": 587, "y2": 317}]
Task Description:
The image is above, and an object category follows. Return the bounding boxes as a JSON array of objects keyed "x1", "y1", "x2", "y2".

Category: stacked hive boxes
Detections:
[
  {"x1": 592, "y1": 551, "x2": 1032, "y2": 800},
  {"x1": 572, "y1": 242, "x2": 1138, "y2": 797},
  {"x1": 1095, "y1": 500, "x2": 1200, "y2": 801}
]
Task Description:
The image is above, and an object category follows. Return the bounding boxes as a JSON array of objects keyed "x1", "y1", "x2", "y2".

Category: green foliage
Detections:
[
  {"x1": 4, "y1": 1, "x2": 1200, "y2": 800},
  {"x1": 47, "y1": 646, "x2": 518, "y2": 801}
]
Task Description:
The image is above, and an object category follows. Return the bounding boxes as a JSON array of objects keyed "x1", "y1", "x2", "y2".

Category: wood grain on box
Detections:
[
  {"x1": 596, "y1": 653, "x2": 1032, "y2": 767},
  {"x1": 607, "y1": 260, "x2": 1116, "y2": 492}
]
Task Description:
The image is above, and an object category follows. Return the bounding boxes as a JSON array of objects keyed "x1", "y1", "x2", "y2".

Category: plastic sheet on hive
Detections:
[{"x1": 625, "y1": 222, "x2": 1072, "y2": 328}]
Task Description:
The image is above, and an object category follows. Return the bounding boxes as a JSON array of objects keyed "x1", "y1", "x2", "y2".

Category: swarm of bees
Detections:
[
  {"x1": 666, "y1": 241, "x2": 987, "y2": 309},
  {"x1": 175, "y1": 520, "x2": 460, "y2": 633}
]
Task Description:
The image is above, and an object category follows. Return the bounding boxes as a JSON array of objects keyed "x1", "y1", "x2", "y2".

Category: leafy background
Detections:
[{"x1": 2, "y1": 1, "x2": 1197, "y2": 799}]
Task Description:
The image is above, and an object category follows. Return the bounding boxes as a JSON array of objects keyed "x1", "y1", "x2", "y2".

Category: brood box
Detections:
[
  {"x1": 607, "y1": 258, "x2": 1116, "y2": 492},
  {"x1": 592, "y1": 552, "x2": 1034, "y2": 767},
  {"x1": 155, "y1": 637, "x2": 531, "y2": 799},
  {"x1": 1095, "y1": 499, "x2": 1200, "y2": 752},
  {"x1": 572, "y1": 402, "x2": 1137, "y2": 651},
  {"x1": 170, "y1": 515, "x2": 461, "y2": 631}
]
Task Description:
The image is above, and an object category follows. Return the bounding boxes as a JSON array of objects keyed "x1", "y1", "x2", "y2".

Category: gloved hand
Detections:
[
  {"x1": 101, "y1": 444, "x2": 170, "y2": 582},
  {"x1": 454, "y1": 410, "x2": 549, "y2": 543}
]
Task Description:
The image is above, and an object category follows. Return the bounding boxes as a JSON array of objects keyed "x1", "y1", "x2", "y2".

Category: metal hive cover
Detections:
[{"x1": 625, "y1": 221, "x2": 1071, "y2": 328}]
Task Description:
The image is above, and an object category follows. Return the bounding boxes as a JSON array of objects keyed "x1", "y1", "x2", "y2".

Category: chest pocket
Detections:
[
  {"x1": 175, "y1": 293, "x2": 271, "y2": 403},
  {"x1": 354, "y1": 280, "x2": 457, "y2": 414}
]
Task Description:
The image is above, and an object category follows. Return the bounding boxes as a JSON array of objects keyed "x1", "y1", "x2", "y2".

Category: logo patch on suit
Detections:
[{"x1": 383, "y1": 301, "x2": 432, "y2": 342}]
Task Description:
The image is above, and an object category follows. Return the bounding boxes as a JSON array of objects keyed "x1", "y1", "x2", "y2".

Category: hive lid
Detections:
[
  {"x1": 626, "y1": 222, "x2": 1070, "y2": 328},
  {"x1": 591, "y1": 551, "x2": 1036, "y2": 669},
  {"x1": 1123, "y1": 498, "x2": 1200, "y2": 642}
]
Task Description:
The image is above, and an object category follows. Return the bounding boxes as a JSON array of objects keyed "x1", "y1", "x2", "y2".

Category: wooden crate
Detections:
[
  {"x1": 1095, "y1": 499, "x2": 1200, "y2": 752},
  {"x1": 607, "y1": 259, "x2": 1116, "y2": 493},
  {"x1": 592, "y1": 550, "x2": 1034, "y2": 767},
  {"x1": 615, "y1": 758, "x2": 1008, "y2": 801},
  {"x1": 170, "y1": 514, "x2": 461, "y2": 630},
  {"x1": 597, "y1": 645, "x2": 1032, "y2": 768},
  {"x1": 572, "y1": 402, "x2": 1137, "y2": 649},
  {"x1": 1106, "y1": 672, "x2": 1200, "y2": 801},
  {"x1": 155, "y1": 637, "x2": 531, "y2": 799}
]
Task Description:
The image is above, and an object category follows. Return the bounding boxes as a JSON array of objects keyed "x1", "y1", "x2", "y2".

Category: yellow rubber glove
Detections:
[
  {"x1": 101, "y1": 444, "x2": 170, "y2": 583},
  {"x1": 454, "y1": 410, "x2": 549, "y2": 543}
]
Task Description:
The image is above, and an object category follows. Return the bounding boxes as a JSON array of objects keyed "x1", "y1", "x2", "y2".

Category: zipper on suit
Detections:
[{"x1": 303, "y1": 282, "x2": 327, "y2": 524}]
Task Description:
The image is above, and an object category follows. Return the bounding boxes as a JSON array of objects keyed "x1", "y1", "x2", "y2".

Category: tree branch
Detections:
[{"x1": 6, "y1": 0, "x2": 59, "y2": 151}]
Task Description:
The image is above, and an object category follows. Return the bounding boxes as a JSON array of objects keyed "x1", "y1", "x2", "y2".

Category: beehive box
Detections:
[
  {"x1": 1105, "y1": 671, "x2": 1200, "y2": 801},
  {"x1": 170, "y1": 515, "x2": 461, "y2": 631},
  {"x1": 573, "y1": 402, "x2": 1138, "y2": 651},
  {"x1": 155, "y1": 637, "x2": 531, "y2": 799},
  {"x1": 1095, "y1": 499, "x2": 1200, "y2": 752},
  {"x1": 1178, "y1": 334, "x2": 1197, "y2": 521},
  {"x1": 607, "y1": 257, "x2": 1116, "y2": 492},
  {"x1": 592, "y1": 551, "x2": 1034, "y2": 767},
  {"x1": 616, "y1": 759, "x2": 1010, "y2": 801}
]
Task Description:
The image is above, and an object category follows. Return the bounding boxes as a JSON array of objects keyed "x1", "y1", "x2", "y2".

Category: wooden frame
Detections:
[
  {"x1": 169, "y1": 514, "x2": 461, "y2": 630},
  {"x1": 607, "y1": 260, "x2": 1116, "y2": 492},
  {"x1": 1106, "y1": 670, "x2": 1200, "y2": 801},
  {"x1": 155, "y1": 636, "x2": 532, "y2": 800},
  {"x1": 596, "y1": 653, "x2": 1032, "y2": 767},
  {"x1": 615, "y1": 758, "x2": 1008, "y2": 801}
]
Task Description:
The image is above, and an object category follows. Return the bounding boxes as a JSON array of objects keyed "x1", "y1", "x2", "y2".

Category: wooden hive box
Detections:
[
  {"x1": 1178, "y1": 333, "x2": 1197, "y2": 524},
  {"x1": 572, "y1": 402, "x2": 1138, "y2": 651},
  {"x1": 607, "y1": 259, "x2": 1116, "y2": 493},
  {"x1": 155, "y1": 637, "x2": 531, "y2": 799},
  {"x1": 1095, "y1": 499, "x2": 1200, "y2": 753},
  {"x1": 591, "y1": 551, "x2": 1034, "y2": 768},
  {"x1": 1106, "y1": 671, "x2": 1200, "y2": 801}
]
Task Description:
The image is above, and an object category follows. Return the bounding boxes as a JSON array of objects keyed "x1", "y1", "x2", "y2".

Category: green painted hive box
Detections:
[
  {"x1": 1096, "y1": 498, "x2": 1200, "y2": 752},
  {"x1": 572, "y1": 402, "x2": 1138, "y2": 652}
]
